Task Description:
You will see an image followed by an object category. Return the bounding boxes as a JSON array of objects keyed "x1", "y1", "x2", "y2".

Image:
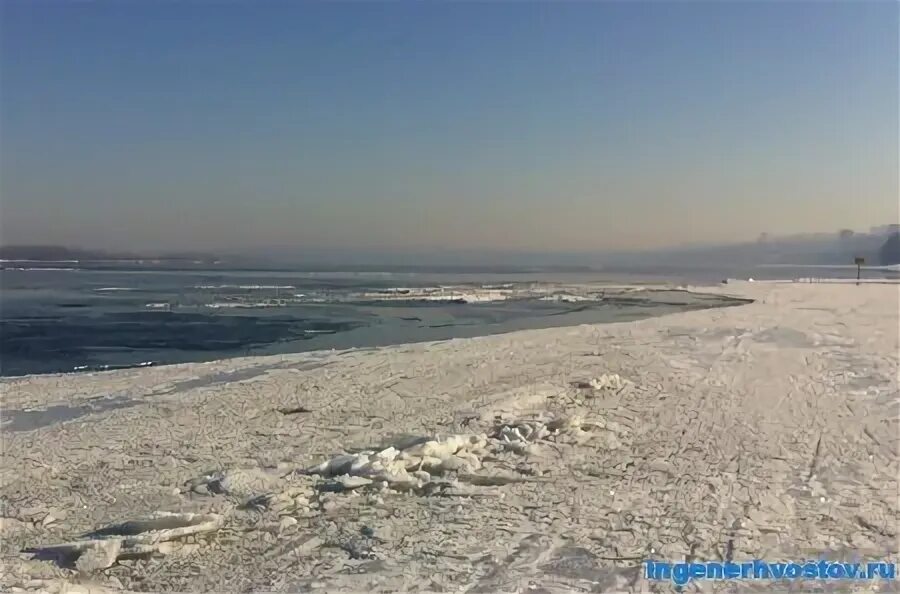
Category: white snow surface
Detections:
[{"x1": 1, "y1": 281, "x2": 897, "y2": 593}]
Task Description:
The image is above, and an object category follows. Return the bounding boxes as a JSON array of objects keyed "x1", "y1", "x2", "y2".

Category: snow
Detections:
[
  {"x1": 356, "y1": 287, "x2": 513, "y2": 303},
  {"x1": 194, "y1": 285, "x2": 297, "y2": 290},
  {"x1": 1, "y1": 280, "x2": 897, "y2": 592}
]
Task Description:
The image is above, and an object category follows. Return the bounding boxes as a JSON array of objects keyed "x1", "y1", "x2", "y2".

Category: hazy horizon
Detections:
[{"x1": 1, "y1": 1, "x2": 897, "y2": 254}]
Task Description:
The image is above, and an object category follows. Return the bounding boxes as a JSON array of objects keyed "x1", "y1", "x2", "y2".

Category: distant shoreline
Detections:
[
  {"x1": 757, "y1": 263, "x2": 900, "y2": 270},
  {"x1": 0, "y1": 261, "x2": 599, "y2": 275}
]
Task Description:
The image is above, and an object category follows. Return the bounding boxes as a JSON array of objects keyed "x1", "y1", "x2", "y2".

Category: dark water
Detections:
[{"x1": 0, "y1": 268, "x2": 748, "y2": 377}]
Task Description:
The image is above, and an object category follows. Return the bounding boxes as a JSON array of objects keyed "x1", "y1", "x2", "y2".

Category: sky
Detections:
[{"x1": 1, "y1": 0, "x2": 897, "y2": 255}]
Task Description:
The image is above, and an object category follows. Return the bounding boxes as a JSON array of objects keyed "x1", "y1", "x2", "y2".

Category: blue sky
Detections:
[{"x1": 1, "y1": 1, "x2": 896, "y2": 253}]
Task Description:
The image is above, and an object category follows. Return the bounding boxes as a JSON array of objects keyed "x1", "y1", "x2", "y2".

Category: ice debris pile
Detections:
[
  {"x1": 587, "y1": 373, "x2": 628, "y2": 391},
  {"x1": 302, "y1": 434, "x2": 490, "y2": 491},
  {"x1": 302, "y1": 410, "x2": 624, "y2": 492},
  {"x1": 186, "y1": 467, "x2": 282, "y2": 500},
  {"x1": 492, "y1": 417, "x2": 585, "y2": 454},
  {"x1": 26, "y1": 512, "x2": 223, "y2": 572}
]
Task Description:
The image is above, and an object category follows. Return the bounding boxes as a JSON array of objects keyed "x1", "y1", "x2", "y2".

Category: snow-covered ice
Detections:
[{"x1": 1, "y1": 281, "x2": 897, "y2": 592}]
